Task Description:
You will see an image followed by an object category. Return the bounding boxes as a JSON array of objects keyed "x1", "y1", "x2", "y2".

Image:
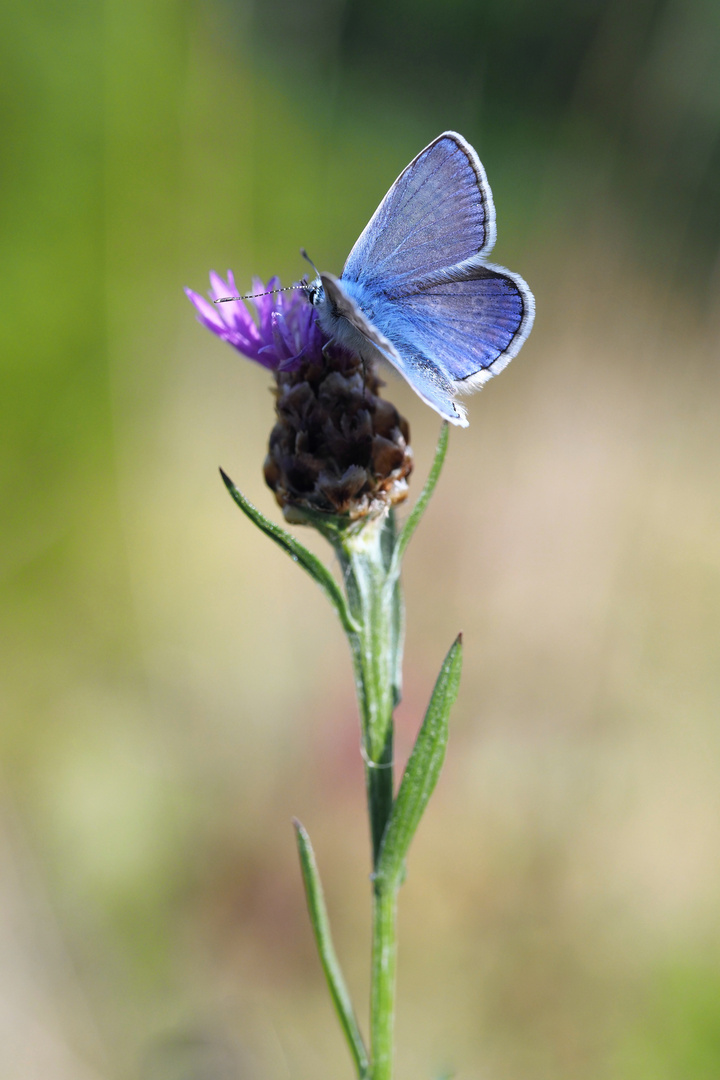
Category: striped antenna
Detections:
[{"x1": 213, "y1": 283, "x2": 305, "y2": 304}]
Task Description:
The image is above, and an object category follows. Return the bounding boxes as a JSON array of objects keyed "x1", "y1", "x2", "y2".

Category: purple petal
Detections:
[
  {"x1": 185, "y1": 269, "x2": 328, "y2": 371},
  {"x1": 257, "y1": 344, "x2": 286, "y2": 370},
  {"x1": 185, "y1": 287, "x2": 227, "y2": 333},
  {"x1": 209, "y1": 271, "x2": 234, "y2": 303},
  {"x1": 277, "y1": 349, "x2": 306, "y2": 372}
]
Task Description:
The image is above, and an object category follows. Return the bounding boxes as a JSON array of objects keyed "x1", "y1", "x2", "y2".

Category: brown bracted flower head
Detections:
[
  {"x1": 264, "y1": 344, "x2": 412, "y2": 522},
  {"x1": 186, "y1": 272, "x2": 412, "y2": 524}
]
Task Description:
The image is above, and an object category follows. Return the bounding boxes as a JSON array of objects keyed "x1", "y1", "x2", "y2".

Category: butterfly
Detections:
[{"x1": 303, "y1": 131, "x2": 534, "y2": 427}]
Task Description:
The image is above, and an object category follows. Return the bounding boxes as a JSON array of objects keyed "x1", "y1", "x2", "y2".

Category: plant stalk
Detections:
[
  {"x1": 338, "y1": 516, "x2": 401, "y2": 867},
  {"x1": 227, "y1": 425, "x2": 452, "y2": 1080},
  {"x1": 370, "y1": 880, "x2": 398, "y2": 1080},
  {"x1": 337, "y1": 513, "x2": 404, "y2": 1080}
]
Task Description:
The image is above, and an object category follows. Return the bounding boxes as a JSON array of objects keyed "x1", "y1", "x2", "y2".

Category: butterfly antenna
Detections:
[
  {"x1": 213, "y1": 283, "x2": 305, "y2": 304},
  {"x1": 300, "y1": 248, "x2": 321, "y2": 278}
]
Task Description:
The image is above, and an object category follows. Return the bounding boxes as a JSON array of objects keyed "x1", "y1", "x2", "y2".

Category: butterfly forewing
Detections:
[{"x1": 342, "y1": 132, "x2": 496, "y2": 292}]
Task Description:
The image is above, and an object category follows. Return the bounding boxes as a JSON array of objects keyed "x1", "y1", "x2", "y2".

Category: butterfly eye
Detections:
[{"x1": 303, "y1": 278, "x2": 323, "y2": 307}]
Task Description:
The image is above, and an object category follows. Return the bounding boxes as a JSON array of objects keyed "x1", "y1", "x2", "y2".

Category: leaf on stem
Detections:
[
  {"x1": 375, "y1": 634, "x2": 463, "y2": 890},
  {"x1": 293, "y1": 819, "x2": 369, "y2": 1079},
  {"x1": 390, "y1": 422, "x2": 449, "y2": 576},
  {"x1": 219, "y1": 470, "x2": 359, "y2": 635},
  {"x1": 389, "y1": 573, "x2": 404, "y2": 709}
]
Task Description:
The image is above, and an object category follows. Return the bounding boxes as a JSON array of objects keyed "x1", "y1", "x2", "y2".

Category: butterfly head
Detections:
[
  {"x1": 302, "y1": 275, "x2": 324, "y2": 308},
  {"x1": 299, "y1": 249, "x2": 325, "y2": 308}
]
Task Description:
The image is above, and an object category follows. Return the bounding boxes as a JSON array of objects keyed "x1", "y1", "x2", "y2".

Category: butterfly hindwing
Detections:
[{"x1": 393, "y1": 264, "x2": 535, "y2": 387}]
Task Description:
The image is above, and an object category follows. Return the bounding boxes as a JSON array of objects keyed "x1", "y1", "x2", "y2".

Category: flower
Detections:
[
  {"x1": 264, "y1": 345, "x2": 413, "y2": 521},
  {"x1": 186, "y1": 270, "x2": 413, "y2": 522},
  {"x1": 185, "y1": 271, "x2": 323, "y2": 371}
]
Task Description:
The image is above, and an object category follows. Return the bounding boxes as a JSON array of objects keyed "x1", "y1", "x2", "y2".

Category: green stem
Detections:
[
  {"x1": 336, "y1": 514, "x2": 404, "y2": 1080},
  {"x1": 226, "y1": 425, "x2": 453, "y2": 1080},
  {"x1": 370, "y1": 881, "x2": 398, "y2": 1080},
  {"x1": 329, "y1": 427, "x2": 450, "y2": 1079},
  {"x1": 337, "y1": 517, "x2": 400, "y2": 867}
]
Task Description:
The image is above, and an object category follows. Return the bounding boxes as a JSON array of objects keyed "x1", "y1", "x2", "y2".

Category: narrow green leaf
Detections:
[
  {"x1": 380, "y1": 507, "x2": 398, "y2": 572},
  {"x1": 219, "y1": 470, "x2": 359, "y2": 636},
  {"x1": 390, "y1": 422, "x2": 449, "y2": 576},
  {"x1": 375, "y1": 634, "x2": 463, "y2": 889},
  {"x1": 388, "y1": 573, "x2": 404, "y2": 709},
  {"x1": 293, "y1": 820, "x2": 369, "y2": 1079}
]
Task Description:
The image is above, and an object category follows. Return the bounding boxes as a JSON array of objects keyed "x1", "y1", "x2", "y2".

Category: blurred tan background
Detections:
[{"x1": 2, "y1": 2, "x2": 720, "y2": 1078}]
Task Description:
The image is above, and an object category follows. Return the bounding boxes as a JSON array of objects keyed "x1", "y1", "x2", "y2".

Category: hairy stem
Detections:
[
  {"x1": 370, "y1": 881, "x2": 398, "y2": 1080},
  {"x1": 339, "y1": 517, "x2": 400, "y2": 866},
  {"x1": 337, "y1": 515, "x2": 403, "y2": 1080}
]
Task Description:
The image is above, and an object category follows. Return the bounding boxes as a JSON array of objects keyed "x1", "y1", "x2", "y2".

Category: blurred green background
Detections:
[{"x1": 2, "y1": 1, "x2": 720, "y2": 1077}]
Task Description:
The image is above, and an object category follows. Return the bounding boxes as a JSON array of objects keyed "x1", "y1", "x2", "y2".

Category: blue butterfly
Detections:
[{"x1": 304, "y1": 131, "x2": 534, "y2": 427}]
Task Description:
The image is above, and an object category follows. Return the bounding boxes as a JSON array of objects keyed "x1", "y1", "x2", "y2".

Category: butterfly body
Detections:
[{"x1": 306, "y1": 131, "x2": 534, "y2": 427}]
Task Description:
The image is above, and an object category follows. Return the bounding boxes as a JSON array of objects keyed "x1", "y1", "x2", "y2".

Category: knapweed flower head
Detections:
[
  {"x1": 185, "y1": 271, "x2": 322, "y2": 372},
  {"x1": 186, "y1": 271, "x2": 413, "y2": 522}
]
